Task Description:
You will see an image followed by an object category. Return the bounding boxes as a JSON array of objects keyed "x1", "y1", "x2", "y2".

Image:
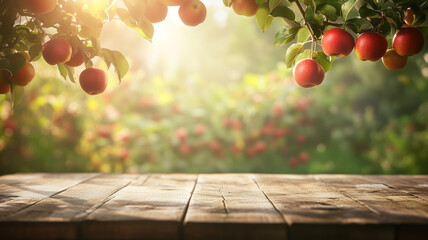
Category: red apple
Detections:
[
  {"x1": 293, "y1": 59, "x2": 325, "y2": 88},
  {"x1": 321, "y1": 28, "x2": 355, "y2": 57},
  {"x1": 42, "y1": 38, "x2": 72, "y2": 65},
  {"x1": 232, "y1": 0, "x2": 259, "y2": 17},
  {"x1": 382, "y1": 49, "x2": 408, "y2": 70},
  {"x1": 178, "y1": 0, "x2": 206, "y2": 26},
  {"x1": 65, "y1": 50, "x2": 84, "y2": 67},
  {"x1": 355, "y1": 32, "x2": 387, "y2": 61},
  {"x1": 79, "y1": 68, "x2": 108, "y2": 95},
  {"x1": 393, "y1": 27, "x2": 424, "y2": 57},
  {"x1": 145, "y1": 0, "x2": 168, "y2": 23}
]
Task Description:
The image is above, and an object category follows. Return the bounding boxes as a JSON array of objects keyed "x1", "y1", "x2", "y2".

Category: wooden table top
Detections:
[{"x1": 0, "y1": 173, "x2": 427, "y2": 240}]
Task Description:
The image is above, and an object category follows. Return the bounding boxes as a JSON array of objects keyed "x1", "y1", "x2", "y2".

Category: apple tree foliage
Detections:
[{"x1": 0, "y1": 0, "x2": 427, "y2": 103}]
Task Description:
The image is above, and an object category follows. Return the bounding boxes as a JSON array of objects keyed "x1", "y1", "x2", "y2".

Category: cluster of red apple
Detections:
[
  {"x1": 1, "y1": 0, "x2": 211, "y2": 97},
  {"x1": 293, "y1": 8, "x2": 425, "y2": 88},
  {"x1": 0, "y1": 0, "x2": 107, "y2": 95},
  {"x1": 42, "y1": 38, "x2": 108, "y2": 95},
  {"x1": 133, "y1": 0, "x2": 207, "y2": 27}
]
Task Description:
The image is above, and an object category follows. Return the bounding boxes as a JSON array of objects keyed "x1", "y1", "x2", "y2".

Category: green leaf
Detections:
[
  {"x1": 285, "y1": 43, "x2": 304, "y2": 68},
  {"x1": 29, "y1": 43, "x2": 42, "y2": 62},
  {"x1": 303, "y1": 0, "x2": 314, "y2": 7},
  {"x1": 223, "y1": 0, "x2": 232, "y2": 7},
  {"x1": 384, "y1": 8, "x2": 403, "y2": 30},
  {"x1": 304, "y1": 5, "x2": 324, "y2": 37},
  {"x1": 111, "y1": 50, "x2": 129, "y2": 82},
  {"x1": 342, "y1": 0, "x2": 356, "y2": 21},
  {"x1": 137, "y1": 18, "x2": 154, "y2": 41},
  {"x1": 317, "y1": 4, "x2": 337, "y2": 21},
  {"x1": 79, "y1": 25, "x2": 102, "y2": 38},
  {"x1": 358, "y1": 4, "x2": 380, "y2": 18},
  {"x1": 58, "y1": 63, "x2": 76, "y2": 82},
  {"x1": 14, "y1": 25, "x2": 31, "y2": 36},
  {"x1": 57, "y1": 64, "x2": 68, "y2": 81},
  {"x1": 65, "y1": 65, "x2": 76, "y2": 83},
  {"x1": 256, "y1": 4, "x2": 274, "y2": 33},
  {"x1": 315, "y1": 51, "x2": 334, "y2": 72},
  {"x1": 271, "y1": 3, "x2": 295, "y2": 21},
  {"x1": 10, "y1": 85, "x2": 24, "y2": 107},
  {"x1": 305, "y1": 5, "x2": 324, "y2": 27},
  {"x1": 295, "y1": 49, "x2": 311, "y2": 63},
  {"x1": 294, "y1": 50, "x2": 335, "y2": 72},
  {"x1": 269, "y1": 0, "x2": 282, "y2": 12},
  {"x1": 346, "y1": 18, "x2": 372, "y2": 34},
  {"x1": 255, "y1": 0, "x2": 265, "y2": 5},
  {"x1": 0, "y1": 54, "x2": 26, "y2": 75},
  {"x1": 76, "y1": 12, "x2": 103, "y2": 28},
  {"x1": 117, "y1": 8, "x2": 153, "y2": 42},
  {"x1": 297, "y1": 27, "x2": 311, "y2": 42},
  {"x1": 100, "y1": 48, "x2": 115, "y2": 69},
  {"x1": 274, "y1": 27, "x2": 300, "y2": 46},
  {"x1": 378, "y1": 21, "x2": 392, "y2": 36}
]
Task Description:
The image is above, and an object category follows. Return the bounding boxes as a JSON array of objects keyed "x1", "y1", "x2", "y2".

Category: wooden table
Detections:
[{"x1": 0, "y1": 174, "x2": 427, "y2": 240}]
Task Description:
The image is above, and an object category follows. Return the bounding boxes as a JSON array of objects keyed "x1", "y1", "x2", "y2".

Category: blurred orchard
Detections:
[{"x1": 1, "y1": 2, "x2": 428, "y2": 174}]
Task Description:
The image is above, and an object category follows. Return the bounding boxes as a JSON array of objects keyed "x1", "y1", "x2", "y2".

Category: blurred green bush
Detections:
[
  {"x1": 1, "y1": 8, "x2": 428, "y2": 174},
  {"x1": 1, "y1": 49, "x2": 428, "y2": 174}
]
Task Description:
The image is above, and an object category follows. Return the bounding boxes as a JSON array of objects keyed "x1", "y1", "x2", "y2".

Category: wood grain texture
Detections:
[
  {"x1": 0, "y1": 174, "x2": 427, "y2": 240},
  {"x1": 372, "y1": 175, "x2": 428, "y2": 202},
  {"x1": 0, "y1": 174, "x2": 136, "y2": 240},
  {"x1": 81, "y1": 174, "x2": 197, "y2": 240},
  {"x1": 183, "y1": 174, "x2": 287, "y2": 240},
  {"x1": 0, "y1": 173, "x2": 97, "y2": 219},
  {"x1": 254, "y1": 174, "x2": 395, "y2": 240},
  {"x1": 315, "y1": 175, "x2": 428, "y2": 222},
  {"x1": 315, "y1": 175, "x2": 428, "y2": 240}
]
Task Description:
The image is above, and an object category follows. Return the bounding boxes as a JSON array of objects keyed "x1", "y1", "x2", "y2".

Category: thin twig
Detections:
[{"x1": 295, "y1": 0, "x2": 316, "y2": 58}]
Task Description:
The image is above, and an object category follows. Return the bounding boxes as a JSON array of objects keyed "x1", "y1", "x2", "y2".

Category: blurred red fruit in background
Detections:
[
  {"x1": 195, "y1": 124, "x2": 205, "y2": 136},
  {"x1": 299, "y1": 152, "x2": 309, "y2": 162},
  {"x1": 175, "y1": 128, "x2": 188, "y2": 142}
]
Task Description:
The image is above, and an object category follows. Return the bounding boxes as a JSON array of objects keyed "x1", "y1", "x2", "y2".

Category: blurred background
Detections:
[{"x1": 1, "y1": 2, "x2": 428, "y2": 174}]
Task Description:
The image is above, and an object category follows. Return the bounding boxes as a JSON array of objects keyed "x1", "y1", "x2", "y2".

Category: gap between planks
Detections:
[{"x1": 1, "y1": 173, "x2": 100, "y2": 219}]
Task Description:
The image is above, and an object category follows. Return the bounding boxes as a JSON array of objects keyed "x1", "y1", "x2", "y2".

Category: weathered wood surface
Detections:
[
  {"x1": 0, "y1": 174, "x2": 427, "y2": 240},
  {"x1": 183, "y1": 174, "x2": 286, "y2": 240}
]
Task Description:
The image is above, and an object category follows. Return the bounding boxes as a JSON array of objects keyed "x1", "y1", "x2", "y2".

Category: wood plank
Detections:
[
  {"x1": 0, "y1": 174, "x2": 137, "y2": 240},
  {"x1": 315, "y1": 175, "x2": 428, "y2": 222},
  {"x1": 81, "y1": 174, "x2": 197, "y2": 240},
  {"x1": 0, "y1": 173, "x2": 97, "y2": 219},
  {"x1": 183, "y1": 174, "x2": 286, "y2": 240},
  {"x1": 372, "y1": 175, "x2": 428, "y2": 202},
  {"x1": 254, "y1": 174, "x2": 394, "y2": 240},
  {"x1": 341, "y1": 175, "x2": 428, "y2": 240}
]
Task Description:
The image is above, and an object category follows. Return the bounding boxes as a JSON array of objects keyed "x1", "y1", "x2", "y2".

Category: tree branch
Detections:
[{"x1": 295, "y1": 0, "x2": 316, "y2": 42}]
